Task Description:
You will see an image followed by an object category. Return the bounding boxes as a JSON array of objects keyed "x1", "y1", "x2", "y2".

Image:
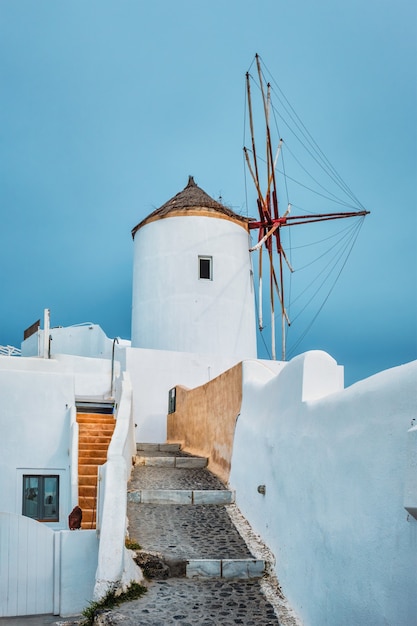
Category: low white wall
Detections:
[
  {"x1": 54, "y1": 354, "x2": 117, "y2": 400},
  {"x1": 126, "y1": 347, "x2": 243, "y2": 442},
  {"x1": 21, "y1": 324, "x2": 114, "y2": 358},
  {"x1": 94, "y1": 372, "x2": 143, "y2": 600},
  {"x1": 59, "y1": 530, "x2": 99, "y2": 616},
  {"x1": 69, "y1": 406, "x2": 78, "y2": 510},
  {"x1": 229, "y1": 353, "x2": 417, "y2": 626},
  {"x1": 0, "y1": 353, "x2": 118, "y2": 400},
  {"x1": 108, "y1": 373, "x2": 137, "y2": 472}
]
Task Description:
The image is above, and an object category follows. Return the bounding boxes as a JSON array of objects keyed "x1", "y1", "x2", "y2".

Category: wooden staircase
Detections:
[{"x1": 77, "y1": 412, "x2": 115, "y2": 529}]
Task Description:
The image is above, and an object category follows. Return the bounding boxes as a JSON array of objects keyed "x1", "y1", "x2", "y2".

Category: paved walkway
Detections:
[
  {"x1": 94, "y1": 579, "x2": 280, "y2": 625},
  {"x1": 100, "y1": 444, "x2": 283, "y2": 625},
  {"x1": 1, "y1": 445, "x2": 299, "y2": 625}
]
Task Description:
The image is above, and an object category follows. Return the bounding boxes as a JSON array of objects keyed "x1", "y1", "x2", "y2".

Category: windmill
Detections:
[{"x1": 244, "y1": 54, "x2": 370, "y2": 361}]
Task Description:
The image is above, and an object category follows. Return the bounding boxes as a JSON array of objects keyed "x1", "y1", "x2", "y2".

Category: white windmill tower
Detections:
[{"x1": 131, "y1": 176, "x2": 257, "y2": 362}]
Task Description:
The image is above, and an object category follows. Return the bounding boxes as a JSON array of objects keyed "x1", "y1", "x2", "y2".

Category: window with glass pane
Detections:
[
  {"x1": 199, "y1": 256, "x2": 212, "y2": 280},
  {"x1": 22, "y1": 475, "x2": 59, "y2": 521}
]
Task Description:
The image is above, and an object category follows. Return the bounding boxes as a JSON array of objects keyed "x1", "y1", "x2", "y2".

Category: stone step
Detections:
[
  {"x1": 79, "y1": 464, "x2": 101, "y2": 476},
  {"x1": 186, "y1": 558, "x2": 265, "y2": 579},
  {"x1": 78, "y1": 423, "x2": 115, "y2": 433},
  {"x1": 79, "y1": 495, "x2": 96, "y2": 510},
  {"x1": 79, "y1": 441, "x2": 109, "y2": 450},
  {"x1": 79, "y1": 484, "x2": 97, "y2": 497},
  {"x1": 79, "y1": 455, "x2": 107, "y2": 465},
  {"x1": 136, "y1": 455, "x2": 207, "y2": 469},
  {"x1": 134, "y1": 551, "x2": 264, "y2": 580},
  {"x1": 76, "y1": 402, "x2": 114, "y2": 414},
  {"x1": 137, "y1": 442, "x2": 181, "y2": 452},
  {"x1": 80, "y1": 508, "x2": 95, "y2": 522},
  {"x1": 79, "y1": 475, "x2": 99, "y2": 488},
  {"x1": 77, "y1": 414, "x2": 115, "y2": 424},
  {"x1": 79, "y1": 434, "x2": 113, "y2": 444},
  {"x1": 76, "y1": 413, "x2": 114, "y2": 531},
  {"x1": 128, "y1": 489, "x2": 235, "y2": 505}
]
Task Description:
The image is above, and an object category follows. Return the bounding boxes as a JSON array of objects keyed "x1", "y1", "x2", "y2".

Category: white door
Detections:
[{"x1": 0, "y1": 512, "x2": 59, "y2": 617}]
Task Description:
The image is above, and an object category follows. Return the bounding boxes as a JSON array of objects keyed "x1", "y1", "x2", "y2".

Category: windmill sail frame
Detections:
[{"x1": 244, "y1": 54, "x2": 370, "y2": 361}]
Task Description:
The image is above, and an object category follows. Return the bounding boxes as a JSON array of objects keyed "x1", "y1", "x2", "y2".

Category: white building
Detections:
[
  {"x1": 0, "y1": 178, "x2": 416, "y2": 624},
  {"x1": 131, "y1": 175, "x2": 257, "y2": 360}
]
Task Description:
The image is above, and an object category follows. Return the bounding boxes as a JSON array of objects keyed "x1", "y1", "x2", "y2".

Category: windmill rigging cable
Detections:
[
  {"x1": 288, "y1": 220, "x2": 364, "y2": 315},
  {"x1": 270, "y1": 100, "x2": 361, "y2": 207},
  {"x1": 243, "y1": 54, "x2": 369, "y2": 361},
  {"x1": 286, "y1": 217, "x2": 366, "y2": 358},
  {"x1": 292, "y1": 220, "x2": 362, "y2": 273},
  {"x1": 258, "y1": 55, "x2": 365, "y2": 210},
  {"x1": 278, "y1": 143, "x2": 361, "y2": 210},
  {"x1": 243, "y1": 145, "x2": 360, "y2": 212},
  {"x1": 257, "y1": 216, "x2": 364, "y2": 350}
]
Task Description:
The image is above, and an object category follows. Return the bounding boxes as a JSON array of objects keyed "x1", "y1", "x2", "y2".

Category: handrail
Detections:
[
  {"x1": 0, "y1": 345, "x2": 21, "y2": 356},
  {"x1": 110, "y1": 338, "x2": 119, "y2": 398}
]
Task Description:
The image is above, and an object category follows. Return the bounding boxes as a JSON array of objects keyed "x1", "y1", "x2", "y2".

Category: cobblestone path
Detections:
[{"x1": 110, "y1": 444, "x2": 282, "y2": 625}]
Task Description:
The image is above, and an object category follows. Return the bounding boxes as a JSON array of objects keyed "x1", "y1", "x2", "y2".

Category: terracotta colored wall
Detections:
[{"x1": 167, "y1": 362, "x2": 242, "y2": 484}]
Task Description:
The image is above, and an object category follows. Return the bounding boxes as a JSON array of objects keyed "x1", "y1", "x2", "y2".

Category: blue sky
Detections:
[{"x1": 0, "y1": 0, "x2": 415, "y2": 386}]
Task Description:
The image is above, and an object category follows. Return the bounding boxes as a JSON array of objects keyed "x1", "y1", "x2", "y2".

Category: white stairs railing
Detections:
[{"x1": 0, "y1": 345, "x2": 21, "y2": 356}]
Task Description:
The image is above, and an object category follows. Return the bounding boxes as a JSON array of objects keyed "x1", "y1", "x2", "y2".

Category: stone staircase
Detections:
[
  {"x1": 76, "y1": 412, "x2": 115, "y2": 529},
  {"x1": 128, "y1": 443, "x2": 265, "y2": 579}
]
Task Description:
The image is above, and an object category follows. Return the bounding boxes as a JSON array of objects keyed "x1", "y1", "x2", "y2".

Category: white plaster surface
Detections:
[
  {"x1": 404, "y1": 424, "x2": 417, "y2": 519},
  {"x1": 125, "y1": 346, "x2": 241, "y2": 442},
  {"x1": 21, "y1": 324, "x2": 115, "y2": 359},
  {"x1": 0, "y1": 368, "x2": 73, "y2": 529},
  {"x1": 94, "y1": 457, "x2": 128, "y2": 599},
  {"x1": 59, "y1": 530, "x2": 99, "y2": 616},
  {"x1": 230, "y1": 355, "x2": 417, "y2": 626},
  {"x1": 94, "y1": 374, "x2": 145, "y2": 602},
  {"x1": 131, "y1": 214, "x2": 257, "y2": 360},
  {"x1": 0, "y1": 352, "x2": 118, "y2": 400}
]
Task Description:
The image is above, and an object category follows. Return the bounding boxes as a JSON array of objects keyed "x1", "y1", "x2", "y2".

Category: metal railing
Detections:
[{"x1": 0, "y1": 345, "x2": 21, "y2": 356}]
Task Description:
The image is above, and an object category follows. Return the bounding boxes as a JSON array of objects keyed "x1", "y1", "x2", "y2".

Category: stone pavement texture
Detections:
[
  {"x1": 0, "y1": 445, "x2": 301, "y2": 625},
  {"x1": 112, "y1": 444, "x2": 283, "y2": 625},
  {"x1": 127, "y1": 504, "x2": 253, "y2": 560},
  {"x1": 94, "y1": 579, "x2": 279, "y2": 625}
]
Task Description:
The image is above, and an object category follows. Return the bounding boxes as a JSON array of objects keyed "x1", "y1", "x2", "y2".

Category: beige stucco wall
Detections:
[{"x1": 167, "y1": 362, "x2": 242, "y2": 484}]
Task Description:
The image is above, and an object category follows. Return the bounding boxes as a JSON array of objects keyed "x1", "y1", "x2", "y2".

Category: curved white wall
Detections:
[
  {"x1": 229, "y1": 354, "x2": 417, "y2": 626},
  {"x1": 131, "y1": 215, "x2": 257, "y2": 360}
]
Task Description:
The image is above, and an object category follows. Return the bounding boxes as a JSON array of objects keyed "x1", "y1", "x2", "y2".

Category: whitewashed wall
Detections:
[
  {"x1": 0, "y1": 353, "x2": 118, "y2": 400},
  {"x1": 131, "y1": 215, "x2": 257, "y2": 361},
  {"x1": 229, "y1": 353, "x2": 417, "y2": 626},
  {"x1": 95, "y1": 373, "x2": 144, "y2": 601},
  {"x1": 59, "y1": 530, "x2": 99, "y2": 616},
  {"x1": 0, "y1": 368, "x2": 74, "y2": 529},
  {"x1": 21, "y1": 324, "x2": 115, "y2": 358},
  {"x1": 0, "y1": 346, "x2": 135, "y2": 617},
  {"x1": 126, "y1": 346, "x2": 242, "y2": 442}
]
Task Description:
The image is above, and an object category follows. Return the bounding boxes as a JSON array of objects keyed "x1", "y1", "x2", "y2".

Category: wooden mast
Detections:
[{"x1": 245, "y1": 54, "x2": 370, "y2": 361}]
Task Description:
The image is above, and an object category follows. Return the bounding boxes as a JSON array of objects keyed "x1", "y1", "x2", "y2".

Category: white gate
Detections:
[{"x1": 0, "y1": 512, "x2": 59, "y2": 617}]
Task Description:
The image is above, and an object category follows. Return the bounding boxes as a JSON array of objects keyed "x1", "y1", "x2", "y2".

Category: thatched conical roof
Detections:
[{"x1": 132, "y1": 176, "x2": 251, "y2": 238}]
